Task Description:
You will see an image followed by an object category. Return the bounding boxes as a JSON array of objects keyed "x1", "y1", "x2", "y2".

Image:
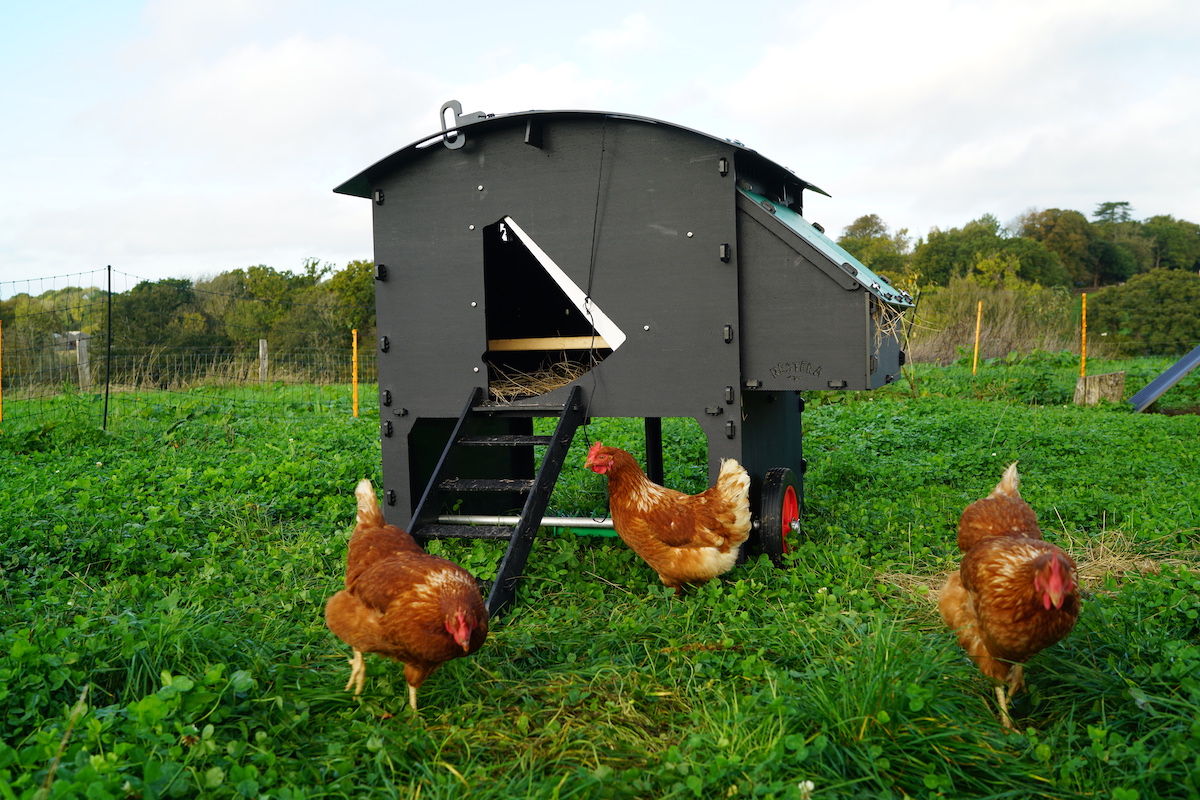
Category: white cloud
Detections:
[
  {"x1": 4, "y1": 0, "x2": 1200, "y2": 292},
  {"x1": 579, "y1": 13, "x2": 655, "y2": 55},
  {"x1": 99, "y1": 34, "x2": 443, "y2": 180},
  {"x1": 128, "y1": 0, "x2": 283, "y2": 65},
  {"x1": 711, "y1": 0, "x2": 1200, "y2": 237},
  {"x1": 449, "y1": 63, "x2": 621, "y2": 116}
]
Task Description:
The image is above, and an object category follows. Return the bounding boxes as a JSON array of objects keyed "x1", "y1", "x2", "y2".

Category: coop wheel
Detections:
[{"x1": 759, "y1": 468, "x2": 800, "y2": 568}]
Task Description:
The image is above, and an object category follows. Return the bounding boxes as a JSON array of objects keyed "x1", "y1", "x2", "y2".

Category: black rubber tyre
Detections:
[{"x1": 759, "y1": 467, "x2": 801, "y2": 568}]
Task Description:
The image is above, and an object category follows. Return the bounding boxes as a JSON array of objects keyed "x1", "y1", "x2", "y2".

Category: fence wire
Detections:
[{"x1": 1, "y1": 269, "x2": 377, "y2": 431}]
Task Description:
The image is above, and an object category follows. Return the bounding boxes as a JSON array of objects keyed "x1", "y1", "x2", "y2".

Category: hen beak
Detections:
[{"x1": 449, "y1": 612, "x2": 473, "y2": 651}]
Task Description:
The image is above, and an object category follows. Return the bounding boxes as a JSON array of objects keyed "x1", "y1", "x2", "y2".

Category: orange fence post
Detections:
[
  {"x1": 352, "y1": 328, "x2": 359, "y2": 418},
  {"x1": 1080, "y1": 293, "x2": 1088, "y2": 379},
  {"x1": 972, "y1": 300, "x2": 983, "y2": 376}
]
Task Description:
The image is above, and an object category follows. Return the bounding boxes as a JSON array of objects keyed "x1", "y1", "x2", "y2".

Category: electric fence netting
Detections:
[{"x1": 0, "y1": 266, "x2": 378, "y2": 433}]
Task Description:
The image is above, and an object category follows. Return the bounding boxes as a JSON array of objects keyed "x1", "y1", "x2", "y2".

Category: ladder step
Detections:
[
  {"x1": 415, "y1": 524, "x2": 514, "y2": 540},
  {"x1": 459, "y1": 434, "x2": 554, "y2": 446},
  {"x1": 472, "y1": 403, "x2": 572, "y2": 415},
  {"x1": 437, "y1": 477, "x2": 535, "y2": 492}
]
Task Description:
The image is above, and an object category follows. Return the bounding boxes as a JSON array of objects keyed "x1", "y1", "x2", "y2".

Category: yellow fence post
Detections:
[
  {"x1": 1080, "y1": 293, "x2": 1088, "y2": 379},
  {"x1": 352, "y1": 329, "x2": 359, "y2": 418},
  {"x1": 972, "y1": 300, "x2": 983, "y2": 376}
]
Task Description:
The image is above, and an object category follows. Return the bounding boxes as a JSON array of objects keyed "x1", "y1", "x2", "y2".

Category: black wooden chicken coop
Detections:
[{"x1": 335, "y1": 101, "x2": 912, "y2": 616}]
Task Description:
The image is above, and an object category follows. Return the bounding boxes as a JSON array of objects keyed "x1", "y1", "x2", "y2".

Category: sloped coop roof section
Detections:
[
  {"x1": 738, "y1": 187, "x2": 913, "y2": 307},
  {"x1": 333, "y1": 108, "x2": 832, "y2": 201}
]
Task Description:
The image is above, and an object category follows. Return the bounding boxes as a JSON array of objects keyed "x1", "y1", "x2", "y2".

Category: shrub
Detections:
[{"x1": 1088, "y1": 268, "x2": 1200, "y2": 355}]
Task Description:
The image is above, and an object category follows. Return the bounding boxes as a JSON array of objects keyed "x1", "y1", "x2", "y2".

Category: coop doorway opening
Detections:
[{"x1": 483, "y1": 216, "x2": 626, "y2": 401}]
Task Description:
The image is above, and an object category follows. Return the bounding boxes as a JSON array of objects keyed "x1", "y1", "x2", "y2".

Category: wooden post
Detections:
[
  {"x1": 1074, "y1": 371, "x2": 1125, "y2": 405},
  {"x1": 352, "y1": 329, "x2": 359, "y2": 418},
  {"x1": 972, "y1": 300, "x2": 982, "y2": 376},
  {"x1": 259, "y1": 339, "x2": 268, "y2": 383},
  {"x1": 76, "y1": 335, "x2": 92, "y2": 391},
  {"x1": 1080, "y1": 293, "x2": 1088, "y2": 379}
]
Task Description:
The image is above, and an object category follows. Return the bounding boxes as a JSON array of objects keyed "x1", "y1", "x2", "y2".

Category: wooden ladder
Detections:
[{"x1": 408, "y1": 384, "x2": 586, "y2": 618}]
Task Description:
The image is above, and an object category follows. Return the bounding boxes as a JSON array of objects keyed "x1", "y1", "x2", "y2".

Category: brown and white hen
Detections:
[
  {"x1": 325, "y1": 479, "x2": 488, "y2": 711},
  {"x1": 939, "y1": 463, "x2": 1080, "y2": 729},
  {"x1": 585, "y1": 441, "x2": 751, "y2": 595}
]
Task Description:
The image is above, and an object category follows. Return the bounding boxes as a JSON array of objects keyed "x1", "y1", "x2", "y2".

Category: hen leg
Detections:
[
  {"x1": 995, "y1": 685, "x2": 1015, "y2": 731},
  {"x1": 1009, "y1": 665, "x2": 1026, "y2": 695},
  {"x1": 345, "y1": 649, "x2": 366, "y2": 695},
  {"x1": 408, "y1": 684, "x2": 419, "y2": 712}
]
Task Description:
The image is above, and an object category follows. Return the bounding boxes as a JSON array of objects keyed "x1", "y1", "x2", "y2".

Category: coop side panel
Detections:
[
  {"x1": 370, "y1": 151, "x2": 497, "y2": 519},
  {"x1": 735, "y1": 207, "x2": 872, "y2": 390}
]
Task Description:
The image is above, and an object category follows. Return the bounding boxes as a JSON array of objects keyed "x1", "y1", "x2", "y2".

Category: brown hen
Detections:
[
  {"x1": 939, "y1": 463, "x2": 1080, "y2": 729},
  {"x1": 324, "y1": 479, "x2": 488, "y2": 711},
  {"x1": 585, "y1": 441, "x2": 751, "y2": 594}
]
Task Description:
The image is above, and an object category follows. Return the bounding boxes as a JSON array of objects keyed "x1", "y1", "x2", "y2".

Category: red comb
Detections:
[{"x1": 587, "y1": 441, "x2": 603, "y2": 459}]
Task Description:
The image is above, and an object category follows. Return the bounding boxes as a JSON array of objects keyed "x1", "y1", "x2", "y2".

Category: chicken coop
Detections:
[{"x1": 335, "y1": 101, "x2": 913, "y2": 615}]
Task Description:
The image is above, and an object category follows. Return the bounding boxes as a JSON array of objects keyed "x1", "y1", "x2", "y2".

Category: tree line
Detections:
[
  {"x1": 839, "y1": 201, "x2": 1200, "y2": 357},
  {"x1": 837, "y1": 201, "x2": 1200, "y2": 289},
  {"x1": 0, "y1": 259, "x2": 377, "y2": 358},
  {"x1": 2, "y1": 199, "x2": 1197, "y2": 364}
]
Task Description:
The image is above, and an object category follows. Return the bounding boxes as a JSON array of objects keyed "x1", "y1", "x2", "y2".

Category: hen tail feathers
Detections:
[
  {"x1": 717, "y1": 458, "x2": 751, "y2": 494},
  {"x1": 717, "y1": 459, "x2": 752, "y2": 546},
  {"x1": 355, "y1": 479, "x2": 386, "y2": 530},
  {"x1": 992, "y1": 462, "x2": 1021, "y2": 500}
]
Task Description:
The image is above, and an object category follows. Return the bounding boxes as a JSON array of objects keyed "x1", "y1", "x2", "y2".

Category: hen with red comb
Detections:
[
  {"x1": 938, "y1": 463, "x2": 1081, "y2": 730},
  {"x1": 585, "y1": 441, "x2": 751, "y2": 595},
  {"x1": 325, "y1": 479, "x2": 488, "y2": 712}
]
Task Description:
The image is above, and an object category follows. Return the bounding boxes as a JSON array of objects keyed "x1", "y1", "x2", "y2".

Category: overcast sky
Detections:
[{"x1": 3, "y1": 0, "x2": 1198, "y2": 298}]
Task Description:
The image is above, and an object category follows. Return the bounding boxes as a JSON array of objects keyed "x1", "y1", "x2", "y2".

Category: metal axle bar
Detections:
[{"x1": 438, "y1": 514, "x2": 614, "y2": 529}]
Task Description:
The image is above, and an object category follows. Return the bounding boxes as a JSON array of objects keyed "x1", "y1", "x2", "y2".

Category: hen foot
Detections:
[{"x1": 344, "y1": 650, "x2": 366, "y2": 696}]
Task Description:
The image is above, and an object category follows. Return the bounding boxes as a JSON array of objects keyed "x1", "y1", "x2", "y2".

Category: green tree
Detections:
[
  {"x1": 326, "y1": 259, "x2": 377, "y2": 336},
  {"x1": 108, "y1": 278, "x2": 223, "y2": 348},
  {"x1": 1088, "y1": 268, "x2": 1200, "y2": 355},
  {"x1": 909, "y1": 214, "x2": 1067, "y2": 288},
  {"x1": 837, "y1": 214, "x2": 913, "y2": 281},
  {"x1": 269, "y1": 285, "x2": 348, "y2": 352},
  {"x1": 1093, "y1": 201, "x2": 1134, "y2": 225},
  {"x1": 1018, "y1": 208, "x2": 1093, "y2": 285},
  {"x1": 198, "y1": 262, "x2": 332, "y2": 348},
  {"x1": 1087, "y1": 237, "x2": 1137, "y2": 287},
  {"x1": 1089, "y1": 201, "x2": 1152, "y2": 280},
  {"x1": 1142, "y1": 215, "x2": 1200, "y2": 271},
  {"x1": 909, "y1": 215, "x2": 1004, "y2": 286},
  {"x1": 1, "y1": 288, "x2": 110, "y2": 382},
  {"x1": 1000, "y1": 237, "x2": 1070, "y2": 287}
]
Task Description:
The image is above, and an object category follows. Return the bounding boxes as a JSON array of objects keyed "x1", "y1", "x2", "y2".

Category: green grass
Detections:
[{"x1": 2, "y1": 363, "x2": 1199, "y2": 799}]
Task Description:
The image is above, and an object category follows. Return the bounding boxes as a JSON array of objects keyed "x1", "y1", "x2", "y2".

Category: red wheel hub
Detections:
[{"x1": 781, "y1": 485, "x2": 799, "y2": 553}]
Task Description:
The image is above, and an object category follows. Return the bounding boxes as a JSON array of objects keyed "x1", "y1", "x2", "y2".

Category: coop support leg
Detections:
[{"x1": 644, "y1": 417, "x2": 663, "y2": 485}]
